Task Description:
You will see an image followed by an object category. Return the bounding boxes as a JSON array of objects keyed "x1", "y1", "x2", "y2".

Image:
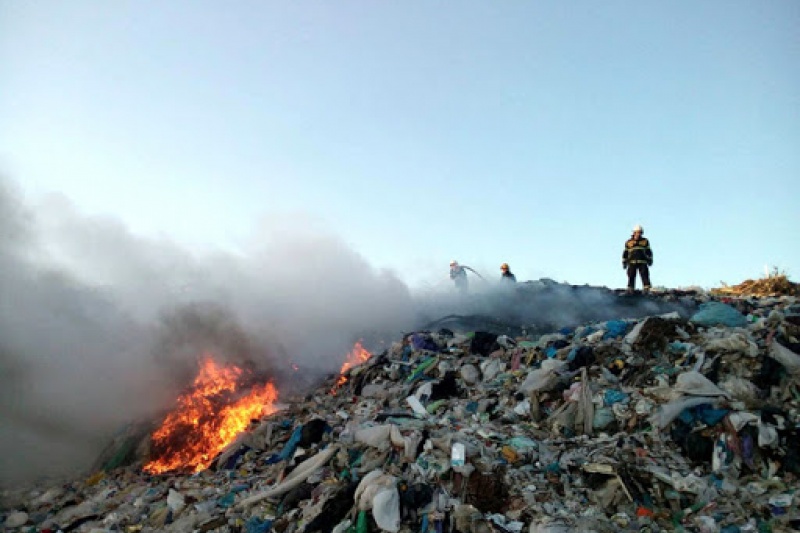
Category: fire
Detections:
[
  {"x1": 331, "y1": 341, "x2": 372, "y2": 394},
  {"x1": 143, "y1": 356, "x2": 278, "y2": 475}
]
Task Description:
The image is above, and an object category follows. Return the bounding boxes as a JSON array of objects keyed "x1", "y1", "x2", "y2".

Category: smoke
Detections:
[
  {"x1": 0, "y1": 177, "x2": 414, "y2": 486},
  {"x1": 0, "y1": 175, "x2": 693, "y2": 487}
]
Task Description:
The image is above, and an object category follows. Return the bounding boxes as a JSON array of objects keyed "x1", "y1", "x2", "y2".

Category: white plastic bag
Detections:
[
  {"x1": 372, "y1": 487, "x2": 401, "y2": 532},
  {"x1": 674, "y1": 371, "x2": 730, "y2": 398},
  {"x1": 770, "y1": 342, "x2": 800, "y2": 375}
]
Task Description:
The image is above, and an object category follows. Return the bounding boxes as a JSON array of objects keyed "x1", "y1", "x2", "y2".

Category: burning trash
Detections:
[
  {"x1": 8, "y1": 284, "x2": 800, "y2": 532},
  {"x1": 330, "y1": 340, "x2": 372, "y2": 395},
  {"x1": 143, "y1": 355, "x2": 277, "y2": 475}
]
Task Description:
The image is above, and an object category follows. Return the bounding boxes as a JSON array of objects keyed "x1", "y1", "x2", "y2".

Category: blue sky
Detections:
[{"x1": 1, "y1": 1, "x2": 798, "y2": 289}]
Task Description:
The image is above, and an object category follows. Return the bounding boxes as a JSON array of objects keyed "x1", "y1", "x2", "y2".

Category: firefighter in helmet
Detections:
[
  {"x1": 622, "y1": 224, "x2": 653, "y2": 293},
  {"x1": 449, "y1": 260, "x2": 468, "y2": 292},
  {"x1": 500, "y1": 263, "x2": 516, "y2": 283}
]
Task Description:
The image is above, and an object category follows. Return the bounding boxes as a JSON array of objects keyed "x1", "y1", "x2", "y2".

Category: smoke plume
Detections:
[
  {"x1": 0, "y1": 176, "x2": 692, "y2": 487},
  {"x1": 0, "y1": 177, "x2": 414, "y2": 486}
]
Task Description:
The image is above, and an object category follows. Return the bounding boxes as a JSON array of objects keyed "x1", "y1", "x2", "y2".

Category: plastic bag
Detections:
[
  {"x1": 372, "y1": 487, "x2": 401, "y2": 532},
  {"x1": 704, "y1": 333, "x2": 758, "y2": 357},
  {"x1": 674, "y1": 371, "x2": 730, "y2": 397},
  {"x1": 769, "y1": 342, "x2": 800, "y2": 375},
  {"x1": 459, "y1": 364, "x2": 480, "y2": 384},
  {"x1": 652, "y1": 396, "x2": 716, "y2": 429},
  {"x1": 690, "y1": 302, "x2": 747, "y2": 327},
  {"x1": 519, "y1": 368, "x2": 558, "y2": 394}
]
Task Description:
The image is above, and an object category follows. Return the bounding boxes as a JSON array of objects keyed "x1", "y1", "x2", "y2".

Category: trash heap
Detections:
[
  {"x1": 713, "y1": 274, "x2": 800, "y2": 298},
  {"x1": 3, "y1": 293, "x2": 800, "y2": 533}
]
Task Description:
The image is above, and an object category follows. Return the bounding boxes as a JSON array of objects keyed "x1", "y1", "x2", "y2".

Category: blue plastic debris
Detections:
[
  {"x1": 245, "y1": 517, "x2": 273, "y2": 533},
  {"x1": 222, "y1": 446, "x2": 250, "y2": 470},
  {"x1": 218, "y1": 491, "x2": 236, "y2": 508},
  {"x1": 603, "y1": 320, "x2": 629, "y2": 339},
  {"x1": 678, "y1": 404, "x2": 730, "y2": 426},
  {"x1": 604, "y1": 389, "x2": 629, "y2": 406},
  {"x1": 567, "y1": 347, "x2": 578, "y2": 361},
  {"x1": 266, "y1": 425, "x2": 304, "y2": 464},
  {"x1": 690, "y1": 302, "x2": 747, "y2": 327}
]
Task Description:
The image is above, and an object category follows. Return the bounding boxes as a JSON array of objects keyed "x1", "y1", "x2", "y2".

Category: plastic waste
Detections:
[
  {"x1": 245, "y1": 516, "x2": 273, "y2": 533},
  {"x1": 459, "y1": 364, "x2": 480, "y2": 385},
  {"x1": 690, "y1": 302, "x2": 747, "y2": 327},
  {"x1": 356, "y1": 510, "x2": 368, "y2": 533},
  {"x1": 406, "y1": 396, "x2": 428, "y2": 417},
  {"x1": 371, "y1": 487, "x2": 401, "y2": 532},
  {"x1": 603, "y1": 389, "x2": 628, "y2": 405},
  {"x1": 769, "y1": 341, "x2": 800, "y2": 375},
  {"x1": 3, "y1": 512, "x2": 29, "y2": 528},
  {"x1": 167, "y1": 489, "x2": 185, "y2": 513},
  {"x1": 604, "y1": 320, "x2": 629, "y2": 339},
  {"x1": 652, "y1": 396, "x2": 718, "y2": 429},
  {"x1": 480, "y1": 358, "x2": 504, "y2": 381},
  {"x1": 592, "y1": 408, "x2": 616, "y2": 430},
  {"x1": 451, "y1": 442, "x2": 466, "y2": 466},
  {"x1": 674, "y1": 371, "x2": 731, "y2": 397},
  {"x1": 705, "y1": 333, "x2": 758, "y2": 357}
]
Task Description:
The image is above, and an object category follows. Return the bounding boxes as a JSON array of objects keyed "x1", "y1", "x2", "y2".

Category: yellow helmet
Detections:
[{"x1": 501, "y1": 263, "x2": 509, "y2": 270}]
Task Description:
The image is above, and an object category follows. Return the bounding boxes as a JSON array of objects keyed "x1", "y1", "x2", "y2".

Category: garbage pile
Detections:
[
  {"x1": 713, "y1": 274, "x2": 800, "y2": 298},
  {"x1": 3, "y1": 292, "x2": 800, "y2": 533}
]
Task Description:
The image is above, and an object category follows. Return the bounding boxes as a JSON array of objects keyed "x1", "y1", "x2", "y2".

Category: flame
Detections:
[
  {"x1": 143, "y1": 356, "x2": 277, "y2": 474},
  {"x1": 330, "y1": 341, "x2": 372, "y2": 394}
]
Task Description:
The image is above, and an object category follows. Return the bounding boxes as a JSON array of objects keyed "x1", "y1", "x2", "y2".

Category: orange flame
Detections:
[
  {"x1": 143, "y1": 356, "x2": 277, "y2": 474},
  {"x1": 330, "y1": 341, "x2": 372, "y2": 395}
]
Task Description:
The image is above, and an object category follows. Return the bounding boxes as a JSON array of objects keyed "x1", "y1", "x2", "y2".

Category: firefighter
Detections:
[
  {"x1": 500, "y1": 263, "x2": 517, "y2": 283},
  {"x1": 449, "y1": 260, "x2": 468, "y2": 292},
  {"x1": 622, "y1": 224, "x2": 653, "y2": 293}
]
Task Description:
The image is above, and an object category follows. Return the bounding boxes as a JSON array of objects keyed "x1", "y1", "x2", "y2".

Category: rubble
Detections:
[{"x1": 3, "y1": 290, "x2": 800, "y2": 532}]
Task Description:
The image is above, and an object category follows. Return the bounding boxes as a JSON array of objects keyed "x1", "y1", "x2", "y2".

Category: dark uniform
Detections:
[
  {"x1": 501, "y1": 270, "x2": 517, "y2": 283},
  {"x1": 622, "y1": 234, "x2": 653, "y2": 292}
]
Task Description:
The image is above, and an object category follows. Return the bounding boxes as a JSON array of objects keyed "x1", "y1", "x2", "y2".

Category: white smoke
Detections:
[{"x1": 0, "y1": 176, "x2": 415, "y2": 486}]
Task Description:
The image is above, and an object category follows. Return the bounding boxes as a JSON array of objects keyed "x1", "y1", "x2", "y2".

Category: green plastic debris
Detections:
[
  {"x1": 356, "y1": 510, "x2": 368, "y2": 533},
  {"x1": 407, "y1": 357, "x2": 438, "y2": 382}
]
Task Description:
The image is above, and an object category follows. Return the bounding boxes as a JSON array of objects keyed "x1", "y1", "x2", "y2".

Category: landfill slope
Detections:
[{"x1": 2, "y1": 291, "x2": 800, "y2": 533}]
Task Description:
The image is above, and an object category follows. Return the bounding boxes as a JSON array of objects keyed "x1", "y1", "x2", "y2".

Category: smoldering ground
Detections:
[{"x1": 0, "y1": 177, "x2": 691, "y2": 487}]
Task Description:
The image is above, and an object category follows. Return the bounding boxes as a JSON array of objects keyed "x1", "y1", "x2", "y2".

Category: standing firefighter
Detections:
[
  {"x1": 450, "y1": 260, "x2": 468, "y2": 292},
  {"x1": 500, "y1": 263, "x2": 517, "y2": 283},
  {"x1": 622, "y1": 224, "x2": 653, "y2": 293}
]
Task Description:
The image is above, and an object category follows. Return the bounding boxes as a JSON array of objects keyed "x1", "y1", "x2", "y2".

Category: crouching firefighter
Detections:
[{"x1": 622, "y1": 224, "x2": 653, "y2": 293}]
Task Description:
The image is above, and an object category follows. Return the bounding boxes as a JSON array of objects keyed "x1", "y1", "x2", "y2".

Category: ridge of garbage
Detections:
[{"x1": 3, "y1": 289, "x2": 800, "y2": 533}]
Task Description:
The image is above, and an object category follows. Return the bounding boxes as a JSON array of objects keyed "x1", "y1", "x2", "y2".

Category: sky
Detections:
[
  {"x1": 1, "y1": 1, "x2": 799, "y2": 485},
  {"x1": 1, "y1": 1, "x2": 799, "y2": 289}
]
